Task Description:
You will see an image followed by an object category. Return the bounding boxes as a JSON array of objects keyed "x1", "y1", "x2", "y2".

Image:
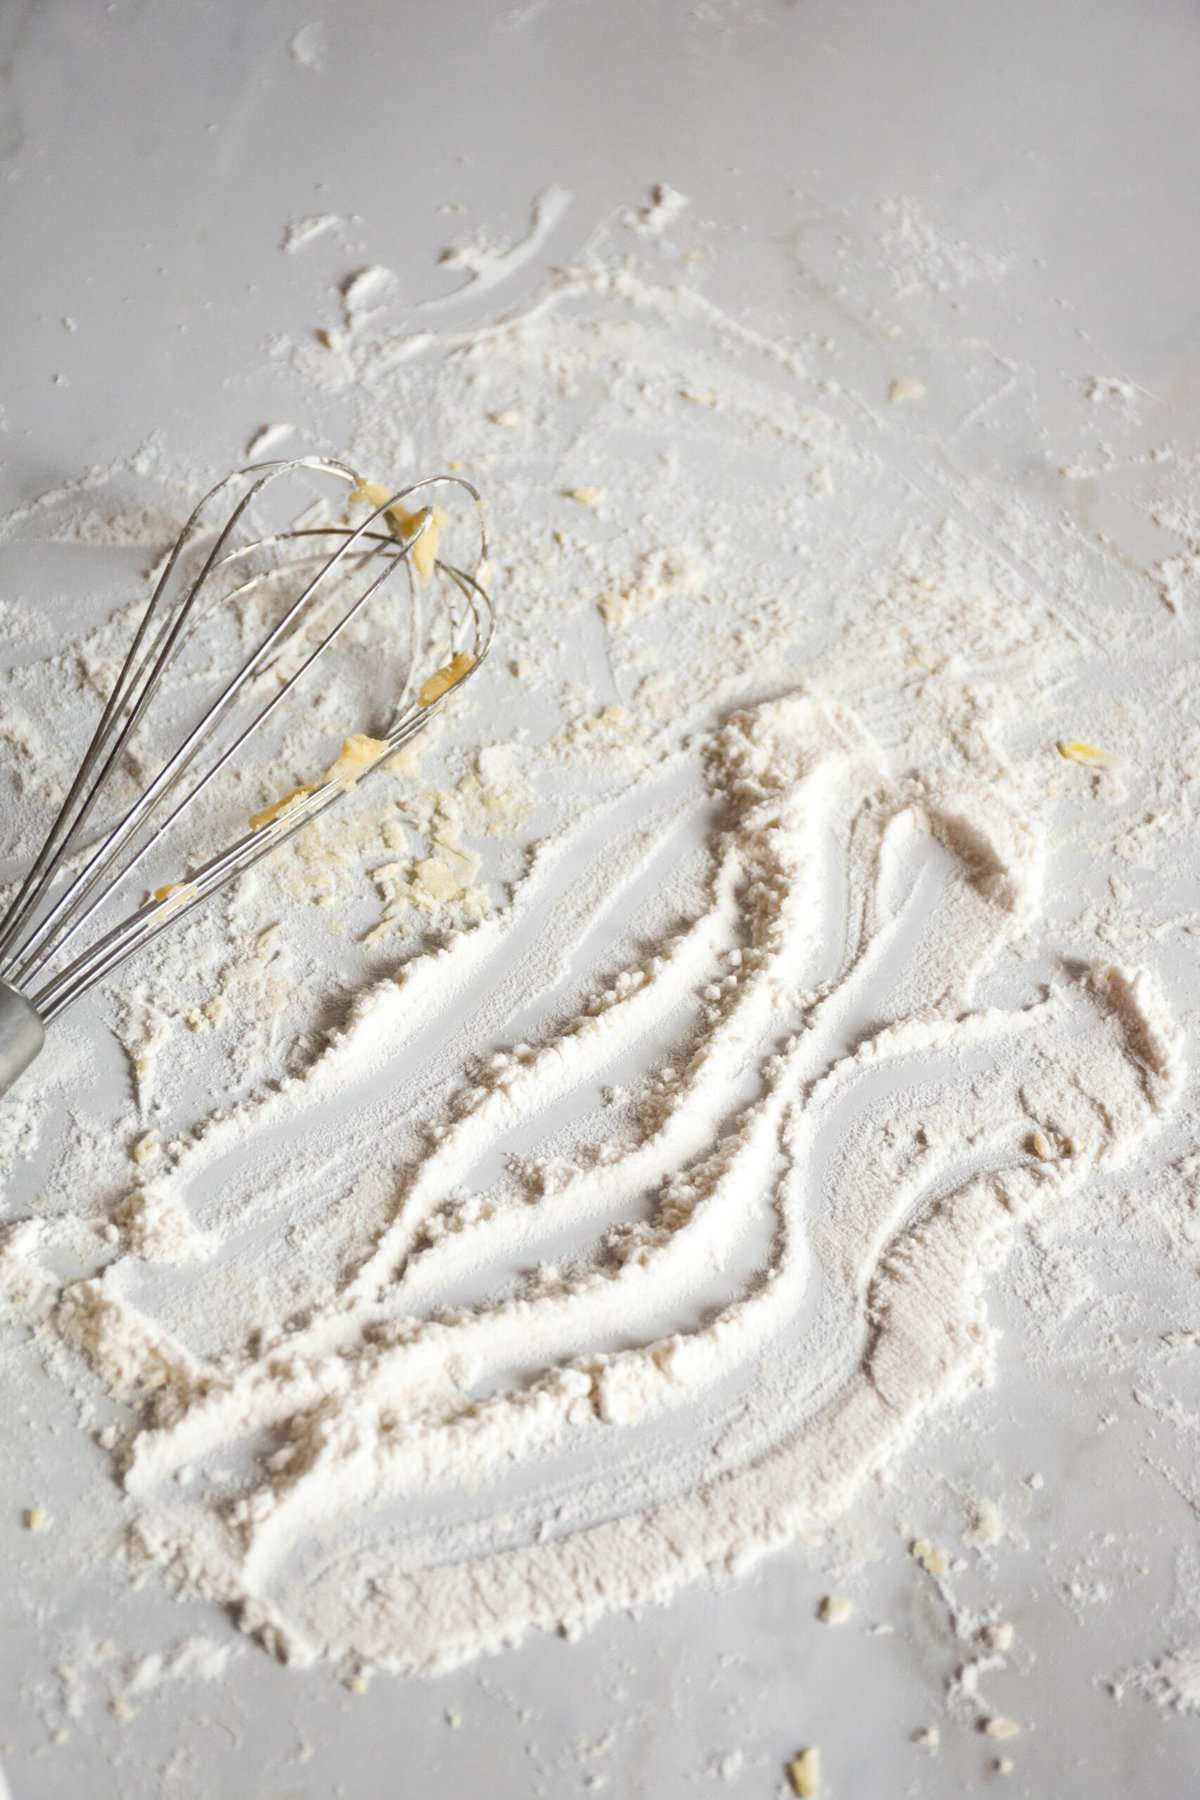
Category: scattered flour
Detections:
[
  {"x1": 0, "y1": 690, "x2": 1182, "y2": 1672},
  {"x1": 1127, "y1": 1645, "x2": 1200, "y2": 1716},
  {"x1": 421, "y1": 185, "x2": 572, "y2": 310},
  {"x1": 626, "y1": 183, "x2": 690, "y2": 238},
  {"x1": 0, "y1": 176, "x2": 1195, "y2": 1715}
]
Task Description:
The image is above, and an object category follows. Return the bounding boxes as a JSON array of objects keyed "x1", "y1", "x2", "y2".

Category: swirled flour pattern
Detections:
[{"x1": 0, "y1": 692, "x2": 1181, "y2": 1671}]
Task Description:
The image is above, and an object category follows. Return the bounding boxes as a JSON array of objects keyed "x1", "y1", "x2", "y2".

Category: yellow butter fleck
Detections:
[
  {"x1": 25, "y1": 1506, "x2": 49, "y2": 1532},
  {"x1": 816, "y1": 1594, "x2": 852, "y2": 1625},
  {"x1": 397, "y1": 505, "x2": 445, "y2": 582},
  {"x1": 327, "y1": 733, "x2": 389, "y2": 788},
  {"x1": 562, "y1": 485, "x2": 603, "y2": 508},
  {"x1": 348, "y1": 478, "x2": 391, "y2": 510},
  {"x1": 410, "y1": 856, "x2": 463, "y2": 905},
  {"x1": 982, "y1": 1716, "x2": 1022, "y2": 1740},
  {"x1": 149, "y1": 881, "x2": 197, "y2": 912},
  {"x1": 787, "y1": 1747, "x2": 821, "y2": 1797},
  {"x1": 250, "y1": 784, "x2": 316, "y2": 831},
  {"x1": 1057, "y1": 739, "x2": 1115, "y2": 769},
  {"x1": 349, "y1": 478, "x2": 446, "y2": 582},
  {"x1": 418, "y1": 650, "x2": 475, "y2": 708},
  {"x1": 251, "y1": 735, "x2": 389, "y2": 832},
  {"x1": 911, "y1": 1537, "x2": 949, "y2": 1576}
]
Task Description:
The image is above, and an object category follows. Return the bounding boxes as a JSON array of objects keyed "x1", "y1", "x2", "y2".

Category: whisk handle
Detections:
[{"x1": 0, "y1": 981, "x2": 45, "y2": 1099}]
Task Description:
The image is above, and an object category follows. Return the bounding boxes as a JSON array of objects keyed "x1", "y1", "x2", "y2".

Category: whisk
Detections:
[{"x1": 0, "y1": 456, "x2": 495, "y2": 1099}]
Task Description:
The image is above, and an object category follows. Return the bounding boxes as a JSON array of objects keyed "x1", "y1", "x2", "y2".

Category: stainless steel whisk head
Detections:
[{"x1": 0, "y1": 456, "x2": 495, "y2": 1096}]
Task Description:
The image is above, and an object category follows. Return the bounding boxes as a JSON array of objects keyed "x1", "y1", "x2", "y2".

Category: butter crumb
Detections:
[
  {"x1": 251, "y1": 734, "x2": 389, "y2": 831},
  {"x1": 418, "y1": 651, "x2": 475, "y2": 708},
  {"x1": 889, "y1": 377, "x2": 926, "y2": 403},
  {"x1": 816, "y1": 1594, "x2": 852, "y2": 1625},
  {"x1": 148, "y1": 880, "x2": 197, "y2": 914},
  {"x1": 1028, "y1": 1129, "x2": 1053, "y2": 1160},
  {"x1": 981, "y1": 1716, "x2": 1022, "y2": 1740},
  {"x1": 131, "y1": 1134, "x2": 159, "y2": 1166},
  {"x1": 348, "y1": 478, "x2": 446, "y2": 581},
  {"x1": 912, "y1": 1726, "x2": 940, "y2": 1751},
  {"x1": 786, "y1": 1747, "x2": 821, "y2": 1797},
  {"x1": 410, "y1": 857, "x2": 465, "y2": 905},
  {"x1": 250, "y1": 784, "x2": 315, "y2": 832},
  {"x1": 562, "y1": 486, "x2": 604, "y2": 508},
  {"x1": 1057, "y1": 738, "x2": 1116, "y2": 769},
  {"x1": 25, "y1": 1506, "x2": 49, "y2": 1532},
  {"x1": 910, "y1": 1537, "x2": 949, "y2": 1576},
  {"x1": 400, "y1": 506, "x2": 446, "y2": 582},
  {"x1": 327, "y1": 733, "x2": 389, "y2": 789},
  {"x1": 982, "y1": 1621, "x2": 1014, "y2": 1652}
]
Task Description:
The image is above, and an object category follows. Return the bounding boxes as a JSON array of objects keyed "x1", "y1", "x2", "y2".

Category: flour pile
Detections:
[{"x1": 0, "y1": 184, "x2": 1194, "y2": 1682}]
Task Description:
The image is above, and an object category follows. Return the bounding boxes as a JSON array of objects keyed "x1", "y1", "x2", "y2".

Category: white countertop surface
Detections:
[{"x1": 3, "y1": 2, "x2": 1200, "y2": 1795}]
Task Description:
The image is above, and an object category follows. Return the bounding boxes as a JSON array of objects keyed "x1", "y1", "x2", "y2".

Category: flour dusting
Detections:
[
  {"x1": 0, "y1": 175, "x2": 1195, "y2": 1703},
  {"x1": 0, "y1": 688, "x2": 1182, "y2": 1672}
]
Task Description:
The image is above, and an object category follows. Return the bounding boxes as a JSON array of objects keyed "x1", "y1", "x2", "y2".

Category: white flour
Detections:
[
  {"x1": 1127, "y1": 1645, "x2": 1200, "y2": 1716},
  {"x1": 0, "y1": 689, "x2": 1183, "y2": 1673},
  {"x1": 1, "y1": 183, "x2": 1197, "y2": 1691}
]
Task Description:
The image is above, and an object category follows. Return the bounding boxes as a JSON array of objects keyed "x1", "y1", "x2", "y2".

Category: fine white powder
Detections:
[
  {"x1": 0, "y1": 183, "x2": 1195, "y2": 1690},
  {"x1": 0, "y1": 691, "x2": 1182, "y2": 1673},
  {"x1": 1127, "y1": 1645, "x2": 1200, "y2": 1715}
]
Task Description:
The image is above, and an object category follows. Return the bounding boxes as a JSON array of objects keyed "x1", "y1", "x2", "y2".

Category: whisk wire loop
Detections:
[{"x1": 0, "y1": 458, "x2": 495, "y2": 1029}]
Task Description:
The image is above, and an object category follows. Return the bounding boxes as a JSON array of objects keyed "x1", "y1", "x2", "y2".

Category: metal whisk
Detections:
[{"x1": 0, "y1": 456, "x2": 495, "y2": 1098}]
